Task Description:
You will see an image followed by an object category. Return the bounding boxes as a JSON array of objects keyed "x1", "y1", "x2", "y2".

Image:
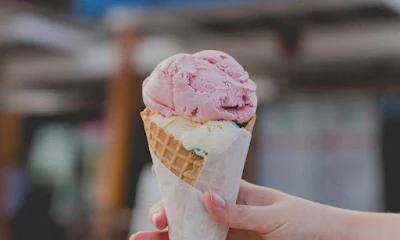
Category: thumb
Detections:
[{"x1": 203, "y1": 190, "x2": 282, "y2": 233}]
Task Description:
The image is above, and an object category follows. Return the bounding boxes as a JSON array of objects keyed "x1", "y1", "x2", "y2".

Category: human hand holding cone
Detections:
[{"x1": 141, "y1": 50, "x2": 257, "y2": 240}]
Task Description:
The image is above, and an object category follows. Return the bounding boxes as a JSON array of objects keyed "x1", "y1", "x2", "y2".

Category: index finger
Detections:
[
  {"x1": 149, "y1": 201, "x2": 168, "y2": 230},
  {"x1": 130, "y1": 231, "x2": 169, "y2": 240}
]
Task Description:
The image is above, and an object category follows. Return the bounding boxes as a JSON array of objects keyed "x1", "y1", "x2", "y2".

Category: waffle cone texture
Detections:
[{"x1": 141, "y1": 108, "x2": 256, "y2": 186}]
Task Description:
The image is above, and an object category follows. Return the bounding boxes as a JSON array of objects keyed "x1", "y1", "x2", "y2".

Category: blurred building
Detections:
[{"x1": 2, "y1": 0, "x2": 400, "y2": 239}]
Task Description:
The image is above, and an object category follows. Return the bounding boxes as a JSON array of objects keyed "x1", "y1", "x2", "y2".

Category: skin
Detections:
[{"x1": 131, "y1": 168, "x2": 400, "y2": 240}]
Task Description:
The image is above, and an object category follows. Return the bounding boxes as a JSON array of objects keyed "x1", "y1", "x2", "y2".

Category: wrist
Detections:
[
  {"x1": 324, "y1": 207, "x2": 360, "y2": 240},
  {"x1": 338, "y1": 210, "x2": 400, "y2": 240}
]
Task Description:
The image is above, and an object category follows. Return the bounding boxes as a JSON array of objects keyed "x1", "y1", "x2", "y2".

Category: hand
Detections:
[{"x1": 130, "y1": 179, "x2": 351, "y2": 240}]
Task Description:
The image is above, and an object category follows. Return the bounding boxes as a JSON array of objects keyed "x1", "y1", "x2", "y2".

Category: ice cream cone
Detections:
[
  {"x1": 139, "y1": 50, "x2": 258, "y2": 240},
  {"x1": 141, "y1": 108, "x2": 256, "y2": 186}
]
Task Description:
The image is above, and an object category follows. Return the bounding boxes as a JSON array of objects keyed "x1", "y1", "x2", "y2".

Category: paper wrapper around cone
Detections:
[{"x1": 141, "y1": 109, "x2": 256, "y2": 240}]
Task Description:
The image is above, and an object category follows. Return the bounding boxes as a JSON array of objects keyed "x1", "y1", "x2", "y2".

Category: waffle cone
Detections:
[{"x1": 141, "y1": 108, "x2": 256, "y2": 186}]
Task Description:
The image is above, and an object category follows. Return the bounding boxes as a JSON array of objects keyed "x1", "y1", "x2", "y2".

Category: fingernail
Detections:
[
  {"x1": 152, "y1": 212, "x2": 160, "y2": 225},
  {"x1": 210, "y1": 190, "x2": 226, "y2": 208},
  {"x1": 130, "y1": 232, "x2": 140, "y2": 240}
]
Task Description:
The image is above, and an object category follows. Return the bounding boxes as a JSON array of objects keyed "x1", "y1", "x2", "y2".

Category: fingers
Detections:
[
  {"x1": 236, "y1": 180, "x2": 255, "y2": 205},
  {"x1": 152, "y1": 165, "x2": 156, "y2": 175},
  {"x1": 237, "y1": 180, "x2": 282, "y2": 206},
  {"x1": 149, "y1": 201, "x2": 167, "y2": 230},
  {"x1": 151, "y1": 167, "x2": 285, "y2": 233},
  {"x1": 204, "y1": 189, "x2": 284, "y2": 233},
  {"x1": 130, "y1": 231, "x2": 168, "y2": 240}
]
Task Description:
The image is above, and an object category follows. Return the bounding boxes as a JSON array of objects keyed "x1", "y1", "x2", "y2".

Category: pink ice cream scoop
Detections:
[{"x1": 142, "y1": 50, "x2": 257, "y2": 123}]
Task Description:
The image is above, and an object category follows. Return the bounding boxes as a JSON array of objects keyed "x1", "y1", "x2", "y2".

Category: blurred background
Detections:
[{"x1": 1, "y1": 0, "x2": 400, "y2": 239}]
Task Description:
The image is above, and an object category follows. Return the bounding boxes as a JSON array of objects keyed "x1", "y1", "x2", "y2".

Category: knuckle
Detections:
[
  {"x1": 236, "y1": 205, "x2": 249, "y2": 218},
  {"x1": 237, "y1": 182, "x2": 257, "y2": 205},
  {"x1": 226, "y1": 205, "x2": 249, "y2": 228}
]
